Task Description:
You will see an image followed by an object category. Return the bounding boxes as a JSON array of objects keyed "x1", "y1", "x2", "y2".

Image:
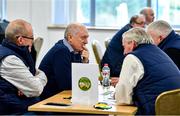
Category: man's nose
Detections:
[{"x1": 84, "y1": 39, "x2": 88, "y2": 44}]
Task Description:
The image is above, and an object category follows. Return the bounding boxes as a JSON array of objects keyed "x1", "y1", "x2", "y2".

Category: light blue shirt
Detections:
[
  {"x1": 63, "y1": 39, "x2": 79, "y2": 54},
  {"x1": 63, "y1": 39, "x2": 74, "y2": 52}
]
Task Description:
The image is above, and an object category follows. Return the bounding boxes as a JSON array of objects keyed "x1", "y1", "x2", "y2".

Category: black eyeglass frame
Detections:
[{"x1": 16, "y1": 35, "x2": 34, "y2": 40}]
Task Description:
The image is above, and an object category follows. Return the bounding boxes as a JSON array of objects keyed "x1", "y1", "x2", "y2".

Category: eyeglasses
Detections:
[
  {"x1": 16, "y1": 35, "x2": 34, "y2": 40},
  {"x1": 135, "y1": 21, "x2": 145, "y2": 25}
]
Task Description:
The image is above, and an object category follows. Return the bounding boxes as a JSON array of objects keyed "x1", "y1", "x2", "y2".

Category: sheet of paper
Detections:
[{"x1": 72, "y1": 63, "x2": 99, "y2": 105}]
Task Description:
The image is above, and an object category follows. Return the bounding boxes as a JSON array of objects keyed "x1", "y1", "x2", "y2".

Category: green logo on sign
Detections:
[{"x1": 78, "y1": 77, "x2": 91, "y2": 91}]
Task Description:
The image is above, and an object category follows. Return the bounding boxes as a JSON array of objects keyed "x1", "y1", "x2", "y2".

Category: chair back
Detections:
[
  {"x1": 33, "y1": 37, "x2": 43, "y2": 59},
  {"x1": 92, "y1": 40, "x2": 104, "y2": 82},
  {"x1": 92, "y1": 40, "x2": 103, "y2": 65},
  {"x1": 155, "y1": 89, "x2": 180, "y2": 115},
  {"x1": 105, "y1": 38, "x2": 111, "y2": 48}
]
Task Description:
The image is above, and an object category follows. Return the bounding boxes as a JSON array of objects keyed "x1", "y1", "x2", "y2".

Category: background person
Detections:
[
  {"x1": 0, "y1": 19, "x2": 9, "y2": 43},
  {"x1": 101, "y1": 14, "x2": 145, "y2": 86},
  {"x1": 39, "y1": 23, "x2": 89, "y2": 100},
  {"x1": 140, "y1": 7, "x2": 155, "y2": 25},
  {"x1": 115, "y1": 27, "x2": 180, "y2": 115}
]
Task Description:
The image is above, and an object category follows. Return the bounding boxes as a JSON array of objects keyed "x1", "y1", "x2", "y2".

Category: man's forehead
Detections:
[
  {"x1": 137, "y1": 17, "x2": 145, "y2": 21},
  {"x1": 78, "y1": 29, "x2": 88, "y2": 35},
  {"x1": 147, "y1": 9, "x2": 154, "y2": 14}
]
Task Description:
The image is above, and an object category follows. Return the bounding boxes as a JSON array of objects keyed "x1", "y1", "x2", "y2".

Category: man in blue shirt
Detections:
[{"x1": 39, "y1": 23, "x2": 89, "y2": 100}]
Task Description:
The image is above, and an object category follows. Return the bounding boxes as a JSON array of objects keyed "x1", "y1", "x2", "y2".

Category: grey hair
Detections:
[
  {"x1": 147, "y1": 20, "x2": 172, "y2": 38},
  {"x1": 5, "y1": 19, "x2": 31, "y2": 43},
  {"x1": 64, "y1": 23, "x2": 86, "y2": 39},
  {"x1": 122, "y1": 27, "x2": 154, "y2": 45}
]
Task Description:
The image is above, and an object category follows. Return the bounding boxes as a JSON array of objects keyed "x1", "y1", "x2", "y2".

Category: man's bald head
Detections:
[{"x1": 140, "y1": 7, "x2": 155, "y2": 25}]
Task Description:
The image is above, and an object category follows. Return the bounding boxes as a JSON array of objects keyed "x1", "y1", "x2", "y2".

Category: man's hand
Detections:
[
  {"x1": 110, "y1": 77, "x2": 119, "y2": 87},
  {"x1": 81, "y1": 46, "x2": 89, "y2": 63}
]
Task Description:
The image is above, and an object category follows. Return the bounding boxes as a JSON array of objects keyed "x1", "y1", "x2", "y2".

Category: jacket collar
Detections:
[{"x1": 158, "y1": 30, "x2": 176, "y2": 50}]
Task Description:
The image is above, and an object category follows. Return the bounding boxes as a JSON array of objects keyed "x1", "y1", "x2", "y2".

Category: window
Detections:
[
  {"x1": 152, "y1": 0, "x2": 180, "y2": 28},
  {"x1": 0, "y1": 0, "x2": 6, "y2": 20},
  {"x1": 77, "y1": 0, "x2": 91, "y2": 25},
  {"x1": 53, "y1": 0, "x2": 180, "y2": 28},
  {"x1": 94, "y1": 0, "x2": 148, "y2": 27}
]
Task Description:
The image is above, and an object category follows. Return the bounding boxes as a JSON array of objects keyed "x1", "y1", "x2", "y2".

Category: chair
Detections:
[
  {"x1": 104, "y1": 38, "x2": 111, "y2": 48},
  {"x1": 92, "y1": 40, "x2": 104, "y2": 82},
  {"x1": 33, "y1": 37, "x2": 44, "y2": 59},
  {"x1": 92, "y1": 40, "x2": 103, "y2": 65},
  {"x1": 155, "y1": 89, "x2": 180, "y2": 115}
]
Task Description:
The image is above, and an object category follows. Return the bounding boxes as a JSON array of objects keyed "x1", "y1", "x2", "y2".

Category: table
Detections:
[{"x1": 28, "y1": 90, "x2": 137, "y2": 115}]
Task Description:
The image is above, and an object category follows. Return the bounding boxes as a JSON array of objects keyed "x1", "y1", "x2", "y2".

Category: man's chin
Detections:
[{"x1": 75, "y1": 49, "x2": 82, "y2": 53}]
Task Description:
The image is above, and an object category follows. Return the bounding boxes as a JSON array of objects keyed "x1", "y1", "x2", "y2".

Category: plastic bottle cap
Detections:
[{"x1": 104, "y1": 63, "x2": 108, "y2": 66}]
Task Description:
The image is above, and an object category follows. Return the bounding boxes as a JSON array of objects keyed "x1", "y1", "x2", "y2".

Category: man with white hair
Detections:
[
  {"x1": 39, "y1": 23, "x2": 89, "y2": 100},
  {"x1": 115, "y1": 27, "x2": 180, "y2": 115},
  {"x1": 147, "y1": 20, "x2": 180, "y2": 69}
]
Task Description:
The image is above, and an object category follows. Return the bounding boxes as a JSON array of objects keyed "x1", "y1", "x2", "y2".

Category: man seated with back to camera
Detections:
[
  {"x1": 0, "y1": 19, "x2": 9, "y2": 43},
  {"x1": 101, "y1": 14, "x2": 145, "y2": 86},
  {"x1": 0, "y1": 19, "x2": 47, "y2": 115},
  {"x1": 39, "y1": 23, "x2": 89, "y2": 100},
  {"x1": 115, "y1": 27, "x2": 180, "y2": 115},
  {"x1": 147, "y1": 20, "x2": 180, "y2": 70}
]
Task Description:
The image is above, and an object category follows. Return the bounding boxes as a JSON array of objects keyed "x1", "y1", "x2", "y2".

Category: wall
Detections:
[
  {"x1": 6, "y1": 0, "x2": 118, "y2": 66},
  {"x1": 6, "y1": 0, "x2": 52, "y2": 66}
]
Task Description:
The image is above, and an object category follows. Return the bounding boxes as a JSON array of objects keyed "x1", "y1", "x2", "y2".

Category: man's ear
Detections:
[
  {"x1": 16, "y1": 37, "x2": 24, "y2": 45},
  {"x1": 132, "y1": 40, "x2": 137, "y2": 49},
  {"x1": 131, "y1": 23, "x2": 135, "y2": 27},
  {"x1": 67, "y1": 34, "x2": 73, "y2": 43},
  {"x1": 159, "y1": 35, "x2": 165, "y2": 42}
]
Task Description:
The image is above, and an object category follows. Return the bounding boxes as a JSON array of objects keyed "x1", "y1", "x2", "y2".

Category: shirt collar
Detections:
[{"x1": 63, "y1": 39, "x2": 74, "y2": 52}]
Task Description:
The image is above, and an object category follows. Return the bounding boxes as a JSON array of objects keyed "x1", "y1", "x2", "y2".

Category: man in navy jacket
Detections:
[
  {"x1": 115, "y1": 28, "x2": 180, "y2": 115},
  {"x1": 101, "y1": 14, "x2": 145, "y2": 86},
  {"x1": 147, "y1": 20, "x2": 180, "y2": 69},
  {"x1": 0, "y1": 19, "x2": 47, "y2": 115},
  {"x1": 39, "y1": 23, "x2": 89, "y2": 100}
]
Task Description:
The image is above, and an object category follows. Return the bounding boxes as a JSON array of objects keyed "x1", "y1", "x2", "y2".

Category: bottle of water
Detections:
[{"x1": 101, "y1": 63, "x2": 110, "y2": 90}]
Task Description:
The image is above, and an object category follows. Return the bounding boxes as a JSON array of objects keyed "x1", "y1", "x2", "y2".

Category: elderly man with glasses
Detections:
[{"x1": 0, "y1": 19, "x2": 47, "y2": 115}]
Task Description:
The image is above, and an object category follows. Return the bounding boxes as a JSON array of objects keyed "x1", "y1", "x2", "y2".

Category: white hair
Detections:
[
  {"x1": 64, "y1": 23, "x2": 86, "y2": 39},
  {"x1": 147, "y1": 20, "x2": 172, "y2": 38},
  {"x1": 122, "y1": 27, "x2": 154, "y2": 45}
]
